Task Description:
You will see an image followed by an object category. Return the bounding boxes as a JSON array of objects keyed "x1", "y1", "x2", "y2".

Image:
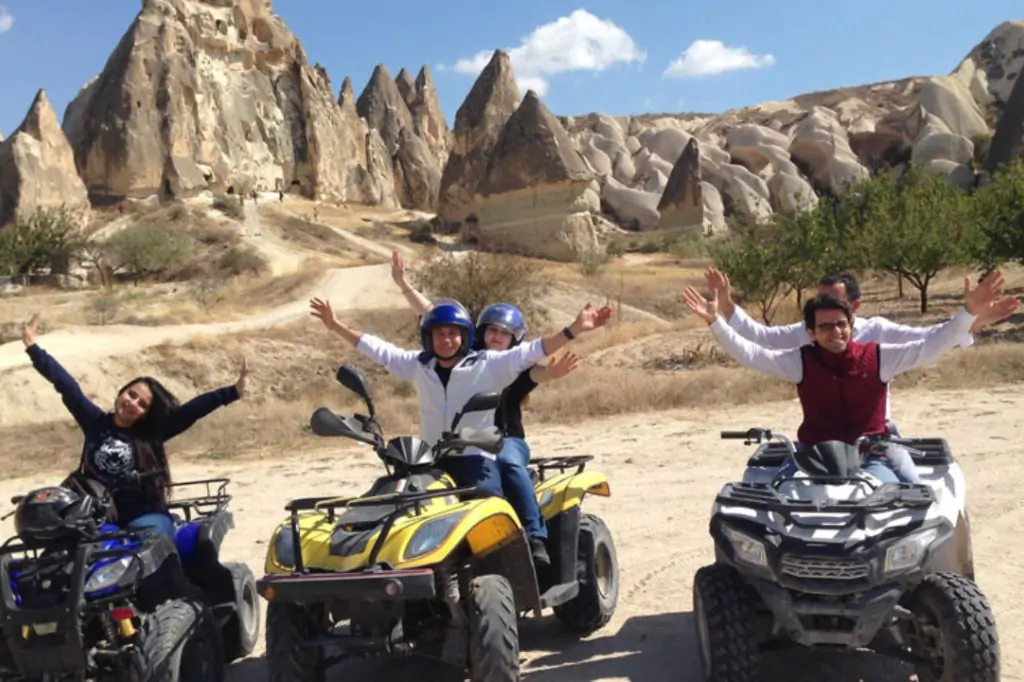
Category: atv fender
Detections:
[
  {"x1": 538, "y1": 471, "x2": 611, "y2": 518},
  {"x1": 265, "y1": 497, "x2": 527, "y2": 574}
]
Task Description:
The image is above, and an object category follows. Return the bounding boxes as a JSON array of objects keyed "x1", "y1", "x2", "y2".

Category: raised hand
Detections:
[
  {"x1": 546, "y1": 351, "x2": 581, "y2": 380},
  {"x1": 573, "y1": 302, "x2": 613, "y2": 334},
  {"x1": 22, "y1": 314, "x2": 40, "y2": 348},
  {"x1": 309, "y1": 297, "x2": 341, "y2": 332},
  {"x1": 682, "y1": 286, "x2": 718, "y2": 324},
  {"x1": 391, "y1": 250, "x2": 407, "y2": 287},
  {"x1": 964, "y1": 270, "x2": 1006, "y2": 315}
]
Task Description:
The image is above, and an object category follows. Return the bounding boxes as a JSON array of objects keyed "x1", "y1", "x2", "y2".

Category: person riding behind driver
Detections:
[
  {"x1": 309, "y1": 294, "x2": 611, "y2": 565},
  {"x1": 683, "y1": 271, "x2": 1018, "y2": 484},
  {"x1": 390, "y1": 252, "x2": 586, "y2": 566},
  {"x1": 20, "y1": 314, "x2": 249, "y2": 540},
  {"x1": 704, "y1": 268, "x2": 1008, "y2": 437}
]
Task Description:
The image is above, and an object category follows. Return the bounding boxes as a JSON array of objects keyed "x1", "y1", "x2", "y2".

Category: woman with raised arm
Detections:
[{"x1": 21, "y1": 314, "x2": 249, "y2": 540}]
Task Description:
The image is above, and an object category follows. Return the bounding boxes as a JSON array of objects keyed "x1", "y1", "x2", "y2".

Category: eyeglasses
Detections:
[{"x1": 815, "y1": 320, "x2": 850, "y2": 333}]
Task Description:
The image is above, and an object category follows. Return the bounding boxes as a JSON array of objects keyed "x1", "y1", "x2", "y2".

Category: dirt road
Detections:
[{"x1": 1, "y1": 384, "x2": 1020, "y2": 681}]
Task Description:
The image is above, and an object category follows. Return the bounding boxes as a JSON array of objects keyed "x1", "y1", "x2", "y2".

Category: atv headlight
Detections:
[
  {"x1": 403, "y1": 512, "x2": 467, "y2": 561},
  {"x1": 884, "y1": 527, "x2": 939, "y2": 574},
  {"x1": 84, "y1": 557, "x2": 133, "y2": 595},
  {"x1": 723, "y1": 526, "x2": 767, "y2": 567}
]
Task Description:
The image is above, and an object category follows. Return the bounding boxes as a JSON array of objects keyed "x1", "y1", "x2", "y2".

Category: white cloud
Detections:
[
  {"x1": 663, "y1": 39, "x2": 774, "y2": 78},
  {"x1": 451, "y1": 9, "x2": 645, "y2": 96},
  {"x1": 0, "y1": 6, "x2": 13, "y2": 34}
]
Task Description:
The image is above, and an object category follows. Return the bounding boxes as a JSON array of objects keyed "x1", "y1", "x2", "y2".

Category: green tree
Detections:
[
  {"x1": 104, "y1": 224, "x2": 193, "y2": 285},
  {"x1": 0, "y1": 205, "x2": 83, "y2": 278},
  {"x1": 708, "y1": 226, "x2": 788, "y2": 323},
  {"x1": 972, "y1": 159, "x2": 1024, "y2": 268},
  {"x1": 860, "y1": 164, "x2": 982, "y2": 313}
]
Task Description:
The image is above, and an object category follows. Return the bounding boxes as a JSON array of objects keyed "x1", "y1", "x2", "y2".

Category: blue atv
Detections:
[{"x1": 0, "y1": 473, "x2": 259, "y2": 681}]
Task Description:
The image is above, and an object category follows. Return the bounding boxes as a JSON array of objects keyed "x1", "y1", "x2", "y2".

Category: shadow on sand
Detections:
[
  {"x1": 518, "y1": 611, "x2": 915, "y2": 681},
  {"x1": 226, "y1": 611, "x2": 917, "y2": 682}
]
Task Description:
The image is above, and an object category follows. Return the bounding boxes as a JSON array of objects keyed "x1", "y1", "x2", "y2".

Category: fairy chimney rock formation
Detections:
[
  {"x1": 338, "y1": 76, "x2": 355, "y2": 108},
  {"x1": 473, "y1": 90, "x2": 599, "y2": 261},
  {"x1": 394, "y1": 126, "x2": 441, "y2": 211},
  {"x1": 437, "y1": 49, "x2": 522, "y2": 230},
  {"x1": 408, "y1": 66, "x2": 450, "y2": 165},
  {"x1": 395, "y1": 68, "x2": 416, "y2": 108},
  {"x1": 657, "y1": 138, "x2": 705, "y2": 232},
  {"x1": 0, "y1": 89, "x2": 89, "y2": 226},
  {"x1": 61, "y1": 0, "x2": 380, "y2": 204},
  {"x1": 355, "y1": 63, "x2": 414, "y2": 154}
]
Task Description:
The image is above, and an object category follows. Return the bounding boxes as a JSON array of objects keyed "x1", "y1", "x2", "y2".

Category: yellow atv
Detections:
[{"x1": 256, "y1": 364, "x2": 618, "y2": 682}]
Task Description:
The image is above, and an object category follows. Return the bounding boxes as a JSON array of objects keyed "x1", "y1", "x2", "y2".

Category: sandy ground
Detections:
[{"x1": 0, "y1": 384, "x2": 1020, "y2": 681}]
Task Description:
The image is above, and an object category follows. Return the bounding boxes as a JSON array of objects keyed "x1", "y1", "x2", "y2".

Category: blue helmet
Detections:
[
  {"x1": 420, "y1": 298, "x2": 473, "y2": 360},
  {"x1": 474, "y1": 303, "x2": 527, "y2": 350}
]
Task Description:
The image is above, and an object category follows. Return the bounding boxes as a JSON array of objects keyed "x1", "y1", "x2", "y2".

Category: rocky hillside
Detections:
[
  {"x1": 0, "y1": 3, "x2": 1022, "y2": 264},
  {"x1": 433, "y1": 20, "x2": 1023, "y2": 260}
]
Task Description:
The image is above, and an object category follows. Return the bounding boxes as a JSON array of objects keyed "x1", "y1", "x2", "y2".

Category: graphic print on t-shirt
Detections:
[{"x1": 93, "y1": 436, "x2": 135, "y2": 478}]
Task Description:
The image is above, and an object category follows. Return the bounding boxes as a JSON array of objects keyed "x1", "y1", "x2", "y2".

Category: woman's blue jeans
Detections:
[
  {"x1": 127, "y1": 512, "x2": 177, "y2": 541},
  {"x1": 496, "y1": 437, "x2": 547, "y2": 540}
]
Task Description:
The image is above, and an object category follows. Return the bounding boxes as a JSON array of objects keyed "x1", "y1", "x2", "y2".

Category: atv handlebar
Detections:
[{"x1": 720, "y1": 428, "x2": 928, "y2": 459}]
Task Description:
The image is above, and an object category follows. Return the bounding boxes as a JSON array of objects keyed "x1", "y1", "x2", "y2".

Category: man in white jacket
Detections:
[
  {"x1": 704, "y1": 267, "x2": 1008, "y2": 435},
  {"x1": 309, "y1": 295, "x2": 611, "y2": 564}
]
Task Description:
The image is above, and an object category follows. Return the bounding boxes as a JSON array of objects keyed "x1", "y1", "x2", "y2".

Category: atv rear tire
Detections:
[
  {"x1": 909, "y1": 572, "x2": 999, "y2": 682},
  {"x1": 222, "y1": 562, "x2": 260, "y2": 661},
  {"x1": 266, "y1": 602, "x2": 325, "y2": 682},
  {"x1": 693, "y1": 564, "x2": 760, "y2": 682},
  {"x1": 141, "y1": 598, "x2": 225, "y2": 682},
  {"x1": 554, "y1": 513, "x2": 618, "y2": 634},
  {"x1": 467, "y1": 574, "x2": 519, "y2": 682}
]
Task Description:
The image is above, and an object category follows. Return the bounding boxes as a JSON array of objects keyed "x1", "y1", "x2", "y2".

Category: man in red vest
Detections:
[{"x1": 682, "y1": 270, "x2": 1019, "y2": 483}]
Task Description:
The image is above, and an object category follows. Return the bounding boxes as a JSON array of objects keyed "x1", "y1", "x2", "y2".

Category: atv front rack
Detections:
[
  {"x1": 716, "y1": 480, "x2": 936, "y2": 528},
  {"x1": 164, "y1": 477, "x2": 231, "y2": 522},
  {"x1": 281, "y1": 486, "x2": 481, "y2": 573},
  {"x1": 529, "y1": 455, "x2": 593, "y2": 482}
]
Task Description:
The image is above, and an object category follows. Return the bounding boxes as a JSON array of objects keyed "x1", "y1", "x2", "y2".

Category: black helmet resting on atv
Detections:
[{"x1": 14, "y1": 486, "x2": 99, "y2": 546}]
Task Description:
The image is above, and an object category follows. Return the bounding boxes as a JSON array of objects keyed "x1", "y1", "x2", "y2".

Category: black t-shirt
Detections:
[
  {"x1": 82, "y1": 419, "x2": 156, "y2": 521},
  {"x1": 494, "y1": 369, "x2": 538, "y2": 439}
]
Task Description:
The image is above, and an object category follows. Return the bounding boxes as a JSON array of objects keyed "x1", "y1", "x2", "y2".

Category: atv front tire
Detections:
[
  {"x1": 141, "y1": 598, "x2": 225, "y2": 682},
  {"x1": 266, "y1": 602, "x2": 325, "y2": 682},
  {"x1": 909, "y1": 572, "x2": 999, "y2": 682},
  {"x1": 467, "y1": 574, "x2": 519, "y2": 682},
  {"x1": 554, "y1": 513, "x2": 619, "y2": 634},
  {"x1": 693, "y1": 564, "x2": 760, "y2": 682},
  {"x1": 222, "y1": 562, "x2": 260, "y2": 661}
]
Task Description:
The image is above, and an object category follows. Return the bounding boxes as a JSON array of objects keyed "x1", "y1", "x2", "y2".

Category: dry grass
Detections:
[{"x1": 2, "y1": 259, "x2": 1022, "y2": 478}]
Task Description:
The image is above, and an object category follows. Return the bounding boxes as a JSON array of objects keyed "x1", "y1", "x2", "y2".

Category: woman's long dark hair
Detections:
[{"x1": 116, "y1": 376, "x2": 180, "y2": 506}]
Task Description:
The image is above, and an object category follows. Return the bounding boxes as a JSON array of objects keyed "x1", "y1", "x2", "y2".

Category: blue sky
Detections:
[{"x1": 0, "y1": 1, "x2": 1017, "y2": 137}]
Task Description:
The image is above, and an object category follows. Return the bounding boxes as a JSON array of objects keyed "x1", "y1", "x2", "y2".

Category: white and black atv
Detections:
[{"x1": 693, "y1": 427, "x2": 999, "y2": 682}]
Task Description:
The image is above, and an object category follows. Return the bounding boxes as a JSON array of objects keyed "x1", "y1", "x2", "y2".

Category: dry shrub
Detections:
[{"x1": 410, "y1": 249, "x2": 548, "y2": 323}]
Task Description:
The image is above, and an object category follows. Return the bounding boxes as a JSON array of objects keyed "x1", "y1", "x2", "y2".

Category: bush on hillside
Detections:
[{"x1": 409, "y1": 249, "x2": 549, "y2": 324}]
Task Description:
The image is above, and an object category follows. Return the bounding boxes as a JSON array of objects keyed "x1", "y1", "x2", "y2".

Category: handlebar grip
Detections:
[{"x1": 720, "y1": 431, "x2": 752, "y2": 439}]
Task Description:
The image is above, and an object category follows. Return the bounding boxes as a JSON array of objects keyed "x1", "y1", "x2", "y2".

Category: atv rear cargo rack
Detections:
[
  {"x1": 281, "y1": 486, "x2": 482, "y2": 573},
  {"x1": 164, "y1": 477, "x2": 231, "y2": 522},
  {"x1": 529, "y1": 455, "x2": 593, "y2": 482},
  {"x1": 716, "y1": 479, "x2": 936, "y2": 527}
]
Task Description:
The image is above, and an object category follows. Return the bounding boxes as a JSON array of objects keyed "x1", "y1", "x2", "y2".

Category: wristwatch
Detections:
[{"x1": 562, "y1": 326, "x2": 575, "y2": 340}]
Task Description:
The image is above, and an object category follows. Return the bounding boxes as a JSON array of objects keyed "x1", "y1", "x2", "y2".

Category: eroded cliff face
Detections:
[
  {"x1": 62, "y1": 0, "x2": 382, "y2": 204},
  {"x1": 0, "y1": 90, "x2": 89, "y2": 226}
]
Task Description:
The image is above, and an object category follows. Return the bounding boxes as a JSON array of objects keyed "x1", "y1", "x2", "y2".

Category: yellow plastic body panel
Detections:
[
  {"x1": 534, "y1": 470, "x2": 611, "y2": 519},
  {"x1": 264, "y1": 495, "x2": 524, "y2": 575}
]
